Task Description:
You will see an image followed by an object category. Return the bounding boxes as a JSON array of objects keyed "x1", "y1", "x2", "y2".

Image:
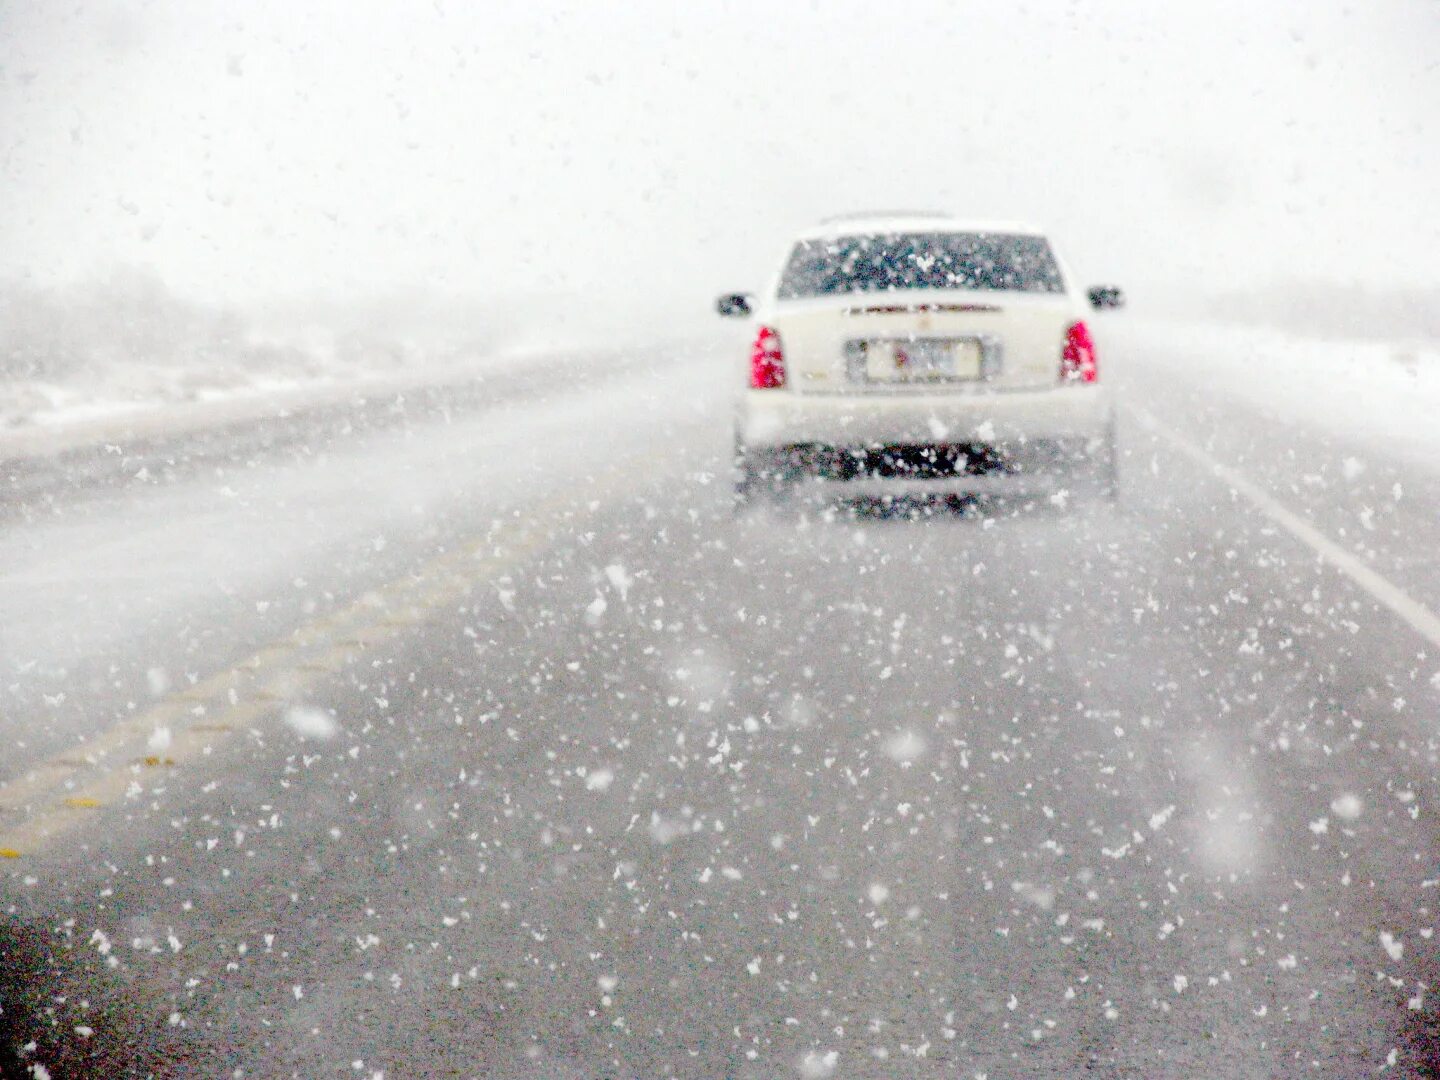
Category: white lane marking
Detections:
[{"x1": 1136, "y1": 409, "x2": 1440, "y2": 649}]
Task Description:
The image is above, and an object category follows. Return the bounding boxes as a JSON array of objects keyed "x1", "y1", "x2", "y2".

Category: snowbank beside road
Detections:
[
  {"x1": 1111, "y1": 319, "x2": 1440, "y2": 468},
  {"x1": 1, "y1": 353, "x2": 493, "y2": 460},
  {"x1": 0, "y1": 340, "x2": 670, "y2": 462}
]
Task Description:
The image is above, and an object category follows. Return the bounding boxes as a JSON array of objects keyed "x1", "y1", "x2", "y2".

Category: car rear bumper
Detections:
[{"x1": 737, "y1": 384, "x2": 1111, "y2": 448}]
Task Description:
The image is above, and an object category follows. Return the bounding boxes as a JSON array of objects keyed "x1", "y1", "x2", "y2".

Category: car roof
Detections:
[{"x1": 793, "y1": 216, "x2": 1047, "y2": 242}]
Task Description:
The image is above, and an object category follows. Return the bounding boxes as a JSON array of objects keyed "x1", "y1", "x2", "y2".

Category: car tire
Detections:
[
  {"x1": 1091, "y1": 417, "x2": 1120, "y2": 504},
  {"x1": 733, "y1": 436, "x2": 794, "y2": 513},
  {"x1": 733, "y1": 432, "x2": 759, "y2": 513},
  {"x1": 1060, "y1": 421, "x2": 1118, "y2": 507},
  {"x1": 734, "y1": 468, "x2": 755, "y2": 512}
]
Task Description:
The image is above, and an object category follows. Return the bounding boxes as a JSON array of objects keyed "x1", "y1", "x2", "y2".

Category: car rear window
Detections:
[{"x1": 777, "y1": 232, "x2": 1065, "y2": 298}]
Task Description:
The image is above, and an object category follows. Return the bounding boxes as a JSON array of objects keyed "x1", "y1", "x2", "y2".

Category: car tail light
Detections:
[
  {"x1": 1061, "y1": 321, "x2": 1098, "y2": 383},
  {"x1": 750, "y1": 325, "x2": 785, "y2": 389}
]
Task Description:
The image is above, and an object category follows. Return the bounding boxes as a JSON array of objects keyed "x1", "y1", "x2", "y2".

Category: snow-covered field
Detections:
[
  {"x1": 6, "y1": 358, "x2": 388, "y2": 431},
  {"x1": 1110, "y1": 319, "x2": 1440, "y2": 468},
  {"x1": 0, "y1": 282, "x2": 685, "y2": 456},
  {"x1": 0, "y1": 333, "x2": 659, "y2": 460},
  {"x1": 1, "y1": 350, "x2": 492, "y2": 458}
]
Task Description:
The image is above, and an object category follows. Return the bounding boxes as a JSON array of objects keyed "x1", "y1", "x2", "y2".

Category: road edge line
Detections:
[{"x1": 1135, "y1": 407, "x2": 1440, "y2": 650}]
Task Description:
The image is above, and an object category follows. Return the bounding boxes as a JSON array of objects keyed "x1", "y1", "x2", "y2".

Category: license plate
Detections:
[{"x1": 868, "y1": 339, "x2": 982, "y2": 382}]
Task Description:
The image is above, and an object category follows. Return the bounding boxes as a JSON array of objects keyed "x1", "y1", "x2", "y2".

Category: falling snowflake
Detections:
[{"x1": 284, "y1": 705, "x2": 339, "y2": 740}]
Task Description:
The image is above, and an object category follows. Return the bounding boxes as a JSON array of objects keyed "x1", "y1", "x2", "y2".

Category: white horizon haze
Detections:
[{"x1": 1, "y1": 0, "x2": 1437, "y2": 325}]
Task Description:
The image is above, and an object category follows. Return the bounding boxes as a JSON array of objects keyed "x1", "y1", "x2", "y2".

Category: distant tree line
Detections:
[
  {"x1": 0, "y1": 266, "x2": 466, "y2": 386},
  {"x1": 0, "y1": 266, "x2": 268, "y2": 382}
]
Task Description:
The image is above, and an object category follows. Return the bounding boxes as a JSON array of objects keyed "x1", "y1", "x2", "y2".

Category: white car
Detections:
[{"x1": 718, "y1": 214, "x2": 1122, "y2": 507}]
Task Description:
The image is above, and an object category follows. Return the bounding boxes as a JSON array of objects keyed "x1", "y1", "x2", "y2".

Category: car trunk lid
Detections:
[{"x1": 772, "y1": 292, "x2": 1079, "y2": 393}]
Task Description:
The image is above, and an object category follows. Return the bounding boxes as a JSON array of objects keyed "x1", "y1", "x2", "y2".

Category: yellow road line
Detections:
[{"x1": 0, "y1": 462, "x2": 645, "y2": 859}]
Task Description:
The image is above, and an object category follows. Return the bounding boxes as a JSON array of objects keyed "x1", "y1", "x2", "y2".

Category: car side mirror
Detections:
[
  {"x1": 1087, "y1": 285, "x2": 1125, "y2": 311},
  {"x1": 716, "y1": 293, "x2": 754, "y2": 318}
]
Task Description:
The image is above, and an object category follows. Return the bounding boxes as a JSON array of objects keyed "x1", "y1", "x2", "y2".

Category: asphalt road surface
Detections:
[{"x1": 3, "y1": 326, "x2": 1438, "y2": 1078}]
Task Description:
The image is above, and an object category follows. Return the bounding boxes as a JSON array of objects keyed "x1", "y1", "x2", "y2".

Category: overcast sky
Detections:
[{"x1": 1, "y1": 0, "x2": 1437, "y2": 314}]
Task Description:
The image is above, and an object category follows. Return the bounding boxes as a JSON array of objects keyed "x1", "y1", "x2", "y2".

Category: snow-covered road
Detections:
[{"x1": 2, "y1": 322, "x2": 1439, "y2": 1077}]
